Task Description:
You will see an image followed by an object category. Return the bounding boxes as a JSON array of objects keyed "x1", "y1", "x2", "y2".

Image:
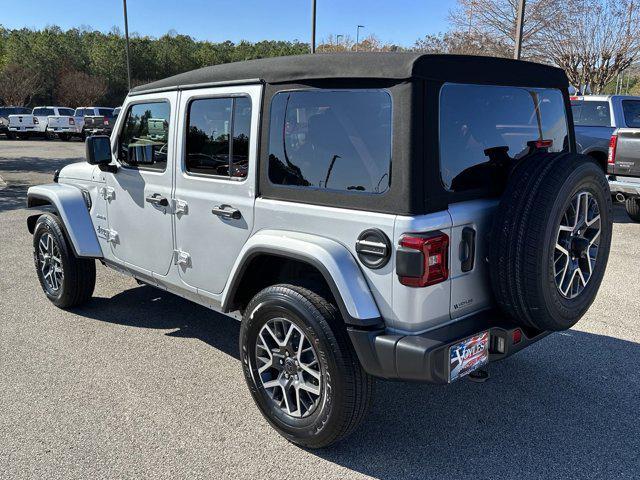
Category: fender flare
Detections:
[
  {"x1": 27, "y1": 183, "x2": 103, "y2": 258},
  {"x1": 221, "y1": 230, "x2": 383, "y2": 327}
]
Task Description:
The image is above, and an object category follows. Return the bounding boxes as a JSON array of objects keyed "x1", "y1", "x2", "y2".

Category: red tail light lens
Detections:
[
  {"x1": 608, "y1": 134, "x2": 618, "y2": 165},
  {"x1": 33, "y1": 117, "x2": 39, "y2": 124},
  {"x1": 103, "y1": 118, "x2": 109, "y2": 125},
  {"x1": 397, "y1": 232, "x2": 449, "y2": 287},
  {"x1": 69, "y1": 117, "x2": 75, "y2": 125}
]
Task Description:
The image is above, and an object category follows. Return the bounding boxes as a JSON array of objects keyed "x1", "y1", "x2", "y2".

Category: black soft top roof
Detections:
[{"x1": 131, "y1": 53, "x2": 568, "y2": 95}]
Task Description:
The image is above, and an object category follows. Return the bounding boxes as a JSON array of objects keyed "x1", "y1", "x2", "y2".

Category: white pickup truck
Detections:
[
  {"x1": 8, "y1": 106, "x2": 74, "y2": 139},
  {"x1": 47, "y1": 107, "x2": 116, "y2": 141}
]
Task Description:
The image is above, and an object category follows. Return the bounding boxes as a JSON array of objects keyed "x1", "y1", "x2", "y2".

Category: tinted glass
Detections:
[
  {"x1": 59, "y1": 108, "x2": 75, "y2": 116},
  {"x1": 622, "y1": 100, "x2": 640, "y2": 128},
  {"x1": 571, "y1": 100, "x2": 611, "y2": 127},
  {"x1": 98, "y1": 108, "x2": 113, "y2": 117},
  {"x1": 118, "y1": 102, "x2": 170, "y2": 171},
  {"x1": 268, "y1": 90, "x2": 392, "y2": 193},
  {"x1": 74, "y1": 109, "x2": 84, "y2": 116},
  {"x1": 440, "y1": 84, "x2": 569, "y2": 192},
  {"x1": 185, "y1": 96, "x2": 251, "y2": 178},
  {"x1": 33, "y1": 108, "x2": 55, "y2": 116}
]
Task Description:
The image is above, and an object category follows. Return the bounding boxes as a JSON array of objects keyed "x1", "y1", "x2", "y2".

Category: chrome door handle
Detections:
[
  {"x1": 145, "y1": 194, "x2": 169, "y2": 207},
  {"x1": 211, "y1": 204, "x2": 241, "y2": 220}
]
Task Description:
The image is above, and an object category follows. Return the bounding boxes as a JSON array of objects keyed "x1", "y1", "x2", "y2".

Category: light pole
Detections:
[
  {"x1": 336, "y1": 34, "x2": 343, "y2": 51},
  {"x1": 123, "y1": 0, "x2": 132, "y2": 90},
  {"x1": 311, "y1": 0, "x2": 317, "y2": 53},
  {"x1": 356, "y1": 25, "x2": 364, "y2": 52},
  {"x1": 514, "y1": 0, "x2": 526, "y2": 60}
]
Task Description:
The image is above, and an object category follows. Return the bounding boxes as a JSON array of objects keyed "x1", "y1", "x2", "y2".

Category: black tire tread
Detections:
[{"x1": 625, "y1": 198, "x2": 640, "y2": 222}]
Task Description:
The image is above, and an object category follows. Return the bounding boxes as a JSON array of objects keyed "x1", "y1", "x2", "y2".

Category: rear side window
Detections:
[
  {"x1": 118, "y1": 101, "x2": 171, "y2": 171},
  {"x1": 439, "y1": 84, "x2": 569, "y2": 192},
  {"x1": 268, "y1": 89, "x2": 392, "y2": 194},
  {"x1": 98, "y1": 108, "x2": 113, "y2": 117},
  {"x1": 59, "y1": 108, "x2": 75, "y2": 116},
  {"x1": 622, "y1": 100, "x2": 640, "y2": 128},
  {"x1": 571, "y1": 100, "x2": 611, "y2": 127},
  {"x1": 33, "y1": 108, "x2": 55, "y2": 116},
  {"x1": 75, "y1": 109, "x2": 85, "y2": 117},
  {"x1": 185, "y1": 96, "x2": 251, "y2": 178}
]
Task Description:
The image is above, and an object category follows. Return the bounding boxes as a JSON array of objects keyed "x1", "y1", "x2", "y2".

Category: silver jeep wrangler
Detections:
[{"x1": 27, "y1": 53, "x2": 613, "y2": 448}]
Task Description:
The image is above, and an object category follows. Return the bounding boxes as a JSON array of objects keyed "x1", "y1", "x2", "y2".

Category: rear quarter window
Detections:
[
  {"x1": 268, "y1": 89, "x2": 392, "y2": 194},
  {"x1": 622, "y1": 100, "x2": 640, "y2": 128},
  {"x1": 439, "y1": 84, "x2": 569, "y2": 192},
  {"x1": 571, "y1": 100, "x2": 611, "y2": 127}
]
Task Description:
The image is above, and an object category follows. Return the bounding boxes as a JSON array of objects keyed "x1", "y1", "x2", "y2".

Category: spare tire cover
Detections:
[{"x1": 489, "y1": 153, "x2": 612, "y2": 331}]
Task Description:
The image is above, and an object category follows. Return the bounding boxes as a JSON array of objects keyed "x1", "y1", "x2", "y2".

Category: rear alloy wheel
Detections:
[
  {"x1": 256, "y1": 317, "x2": 322, "y2": 418},
  {"x1": 554, "y1": 191, "x2": 602, "y2": 299},
  {"x1": 240, "y1": 284, "x2": 374, "y2": 448}
]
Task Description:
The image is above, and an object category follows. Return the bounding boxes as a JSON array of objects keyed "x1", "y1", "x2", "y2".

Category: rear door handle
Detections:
[
  {"x1": 145, "y1": 194, "x2": 169, "y2": 207},
  {"x1": 211, "y1": 204, "x2": 241, "y2": 220}
]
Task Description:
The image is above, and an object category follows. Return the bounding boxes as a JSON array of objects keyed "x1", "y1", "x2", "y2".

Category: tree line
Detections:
[{"x1": 0, "y1": 0, "x2": 638, "y2": 108}]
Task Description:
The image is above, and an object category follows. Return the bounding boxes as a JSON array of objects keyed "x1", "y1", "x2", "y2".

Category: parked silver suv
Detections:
[{"x1": 26, "y1": 53, "x2": 613, "y2": 448}]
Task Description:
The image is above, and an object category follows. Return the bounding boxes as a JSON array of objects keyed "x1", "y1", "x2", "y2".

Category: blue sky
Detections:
[{"x1": 2, "y1": 0, "x2": 455, "y2": 47}]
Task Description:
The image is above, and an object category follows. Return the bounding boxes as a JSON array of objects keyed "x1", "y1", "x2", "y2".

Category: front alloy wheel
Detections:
[{"x1": 37, "y1": 232, "x2": 64, "y2": 293}]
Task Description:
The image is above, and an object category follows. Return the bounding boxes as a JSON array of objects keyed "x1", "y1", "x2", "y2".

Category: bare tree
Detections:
[
  {"x1": 55, "y1": 68, "x2": 108, "y2": 106},
  {"x1": 546, "y1": 0, "x2": 640, "y2": 93},
  {"x1": 0, "y1": 64, "x2": 44, "y2": 106},
  {"x1": 450, "y1": 0, "x2": 557, "y2": 60},
  {"x1": 414, "y1": 31, "x2": 511, "y2": 57},
  {"x1": 450, "y1": 0, "x2": 640, "y2": 93}
]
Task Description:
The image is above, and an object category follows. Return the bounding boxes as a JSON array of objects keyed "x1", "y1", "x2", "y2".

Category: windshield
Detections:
[
  {"x1": 439, "y1": 83, "x2": 569, "y2": 192},
  {"x1": 622, "y1": 100, "x2": 640, "y2": 128}
]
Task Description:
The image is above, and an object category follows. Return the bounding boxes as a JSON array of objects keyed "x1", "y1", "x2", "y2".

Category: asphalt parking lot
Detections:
[{"x1": 1, "y1": 138, "x2": 639, "y2": 479}]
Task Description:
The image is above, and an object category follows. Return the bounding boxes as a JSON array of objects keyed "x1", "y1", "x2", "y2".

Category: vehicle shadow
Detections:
[
  {"x1": 74, "y1": 285, "x2": 639, "y2": 480},
  {"x1": 0, "y1": 155, "x2": 82, "y2": 175}
]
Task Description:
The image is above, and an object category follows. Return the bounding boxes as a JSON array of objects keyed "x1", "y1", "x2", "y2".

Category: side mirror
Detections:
[{"x1": 85, "y1": 135, "x2": 112, "y2": 165}]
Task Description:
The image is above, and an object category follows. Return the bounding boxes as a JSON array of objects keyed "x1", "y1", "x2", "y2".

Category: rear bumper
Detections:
[
  {"x1": 609, "y1": 177, "x2": 640, "y2": 198},
  {"x1": 48, "y1": 127, "x2": 82, "y2": 134},
  {"x1": 348, "y1": 309, "x2": 549, "y2": 384}
]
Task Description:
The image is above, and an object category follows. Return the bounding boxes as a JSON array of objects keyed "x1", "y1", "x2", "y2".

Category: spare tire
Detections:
[{"x1": 489, "y1": 153, "x2": 612, "y2": 331}]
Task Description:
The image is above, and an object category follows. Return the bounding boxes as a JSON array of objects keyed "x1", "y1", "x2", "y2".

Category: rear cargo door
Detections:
[{"x1": 439, "y1": 83, "x2": 570, "y2": 319}]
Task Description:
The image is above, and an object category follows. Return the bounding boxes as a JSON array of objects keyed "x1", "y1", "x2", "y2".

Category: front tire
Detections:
[
  {"x1": 33, "y1": 213, "x2": 96, "y2": 308},
  {"x1": 240, "y1": 284, "x2": 374, "y2": 449},
  {"x1": 625, "y1": 198, "x2": 640, "y2": 222}
]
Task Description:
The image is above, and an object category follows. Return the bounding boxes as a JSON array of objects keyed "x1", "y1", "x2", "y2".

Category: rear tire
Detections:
[
  {"x1": 624, "y1": 198, "x2": 640, "y2": 222},
  {"x1": 6, "y1": 132, "x2": 15, "y2": 140},
  {"x1": 59, "y1": 133, "x2": 70, "y2": 141},
  {"x1": 489, "y1": 154, "x2": 612, "y2": 331},
  {"x1": 33, "y1": 213, "x2": 96, "y2": 308},
  {"x1": 240, "y1": 284, "x2": 374, "y2": 449}
]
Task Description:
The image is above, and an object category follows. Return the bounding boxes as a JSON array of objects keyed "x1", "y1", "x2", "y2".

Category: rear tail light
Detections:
[
  {"x1": 512, "y1": 329, "x2": 522, "y2": 345},
  {"x1": 69, "y1": 117, "x2": 75, "y2": 125},
  {"x1": 608, "y1": 134, "x2": 618, "y2": 165},
  {"x1": 396, "y1": 231, "x2": 449, "y2": 287},
  {"x1": 104, "y1": 118, "x2": 109, "y2": 125},
  {"x1": 33, "y1": 117, "x2": 39, "y2": 124}
]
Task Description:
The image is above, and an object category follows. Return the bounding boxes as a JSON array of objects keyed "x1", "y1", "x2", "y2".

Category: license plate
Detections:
[{"x1": 449, "y1": 331, "x2": 489, "y2": 382}]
